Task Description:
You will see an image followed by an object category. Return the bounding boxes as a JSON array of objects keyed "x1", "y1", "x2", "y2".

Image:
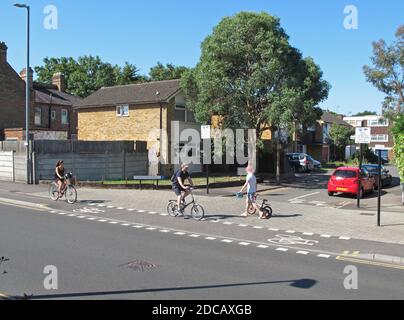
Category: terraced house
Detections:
[
  {"x1": 0, "y1": 41, "x2": 80, "y2": 141},
  {"x1": 74, "y1": 79, "x2": 202, "y2": 176}
]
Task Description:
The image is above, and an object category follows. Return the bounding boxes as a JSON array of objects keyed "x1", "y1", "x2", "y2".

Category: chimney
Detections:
[
  {"x1": 19, "y1": 67, "x2": 34, "y2": 88},
  {"x1": 52, "y1": 72, "x2": 65, "y2": 92},
  {"x1": 0, "y1": 42, "x2": 7, "y2": 63}
]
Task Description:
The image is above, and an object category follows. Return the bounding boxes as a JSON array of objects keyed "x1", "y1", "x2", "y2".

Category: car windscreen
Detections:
[
  {"x1": 288, "y1": 155, "x2": 301, "y2": 160},
  {"x1": 363, "y1": 166, "x2": 379, "y2": 173},
  {"x1": 333, "y1": 170, "x2": 357, "y2": 178}
]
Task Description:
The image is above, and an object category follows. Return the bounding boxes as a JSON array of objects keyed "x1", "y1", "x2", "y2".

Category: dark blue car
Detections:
[{"x1": 362, "y1": 164, "x2": 393, "y2": 188}]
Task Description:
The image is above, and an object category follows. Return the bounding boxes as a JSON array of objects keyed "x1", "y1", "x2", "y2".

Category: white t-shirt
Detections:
[{"x1": 246, "y1": 173, "x2": 257, "y2": 193}]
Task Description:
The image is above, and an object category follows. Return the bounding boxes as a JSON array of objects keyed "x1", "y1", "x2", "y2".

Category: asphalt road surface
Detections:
[{"x1": 1, "y1": 200, "x2": 404, "y2": 300}]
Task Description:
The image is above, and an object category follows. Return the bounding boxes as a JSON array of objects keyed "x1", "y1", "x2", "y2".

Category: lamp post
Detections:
[{"x1": 14, "y1": 3, "x2": 31, "y2": 184}]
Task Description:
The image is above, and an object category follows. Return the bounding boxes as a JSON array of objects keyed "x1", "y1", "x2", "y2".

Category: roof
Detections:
[
  {"x1": 33, "y1": 82, "x2": 82, "y2": 106},
  {"x1": 321, "y1": 112, "x2": 351, "y2": 126},
  {"x1": 74, "y1": 79, "x2": 182, "y2": 109}
]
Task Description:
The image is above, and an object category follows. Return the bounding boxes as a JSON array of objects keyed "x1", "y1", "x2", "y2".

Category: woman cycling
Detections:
[{"x1": 55, "y1": 160, "x2": 66, "y2": 196}]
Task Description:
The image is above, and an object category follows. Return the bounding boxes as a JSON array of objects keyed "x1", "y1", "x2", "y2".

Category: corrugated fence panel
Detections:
[{"x1": 0, "y1": 152, "x2": 13, "y2": 181}]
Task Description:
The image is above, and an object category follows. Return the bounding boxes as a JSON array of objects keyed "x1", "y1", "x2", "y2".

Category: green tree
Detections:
[
  {"x1": 363, "y1": 25, "x2": 404, "y2": 118},
  {"x1": 149, "y1": 62, "x2": 190, "y2": 81},
  {"x1": 181, "y1": 12, "x2": 329, "y2": 143},
  {"x1": 329, "y1": 124, "x2": 355, "y2": 161},
  {"x1": 35, "y1": 56, "x2": 145, "y2": 97},
  {"x1": 392, "y1": 115, "x2": 404, "y2": 183},
  {"x1": 352, "y1": 110, "x2": 377, "y2": 116}
]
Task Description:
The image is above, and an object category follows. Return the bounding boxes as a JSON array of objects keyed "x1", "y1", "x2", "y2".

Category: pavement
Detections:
[
  {"x1": 1, "y1": 202, "x2": 404, "y2": 300},
  {"x1": 0, "y1": 170, "x2": 404, "y2": 300}
]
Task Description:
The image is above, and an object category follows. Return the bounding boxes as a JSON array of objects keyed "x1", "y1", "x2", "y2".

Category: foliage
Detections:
[
  {"x1": 392, "y1": 115, "x2": 404, "y2": 182},
  {"x1": 35, "y1": 56, "x2": 146, "y2": 97},
  {"x1": 352, "y1": 110, "x2": 377, "y2": 116},
  {"x1": 363, "y1": 25, "x2": 404, "y2": 118},
  {"x1": 181, "y1": 12, "x2": 329, "y2": 147},
  {"x1": 329, "y1": 124, "x2": 354, "y2": 147},
  {"x1": 149, "y1": 62, "x2": 190, "y2": 81}
]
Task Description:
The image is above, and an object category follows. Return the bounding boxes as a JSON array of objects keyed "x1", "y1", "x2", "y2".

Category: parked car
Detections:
[
  {"x1": 286, "y1": 153, "x2": 314, "y2": 173},
  {"x1": 328, "y1": 167, "x2": 376, "y2": 198},
  {"x1": 362, "y1": 164, "x2": 392, "y2": 188},
  {"x1": 310, "y1": 157, "x2": 322, "y2": 170}
]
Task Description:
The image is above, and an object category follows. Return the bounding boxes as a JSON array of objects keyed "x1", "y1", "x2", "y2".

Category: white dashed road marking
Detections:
[
  {"x1": 239, "y1": 242, "x2": 251, "y2": 246},
  {"x1": 276, "y1": 248, "x2": 288, "y2": 252},
  {"x1": 318, "y1": 254, "x2": 331, "y2": 259},
  {"x1": 297, "y1": 251, "x2": 309, "y2": 255},
  {"x1": 221, "y1": 239, "x2": 233, "y2": 243}
]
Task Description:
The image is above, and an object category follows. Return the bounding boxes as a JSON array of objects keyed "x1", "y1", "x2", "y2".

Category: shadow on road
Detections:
[{"x1": 18, "y1": 278, "x2": 318, "y2": 300}]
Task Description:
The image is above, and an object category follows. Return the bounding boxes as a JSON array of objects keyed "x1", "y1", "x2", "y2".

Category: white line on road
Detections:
[
  {"x1": 109, "y1": 221, "x2": 119, "y2": 224},
  {"x1": 320, "y1": 235, "x2": 331, "y2": 238},
  {"x1": 238, "y1": 224, "x2": 248, "y2": 227},
  {"x1": 223, "y1": 222, "x2": 233, "y2": 225},
  {"x1": 160, "y1": 213, "x2": 168, "y2": 216},
  {"x1": 174, "y1": 232, "x2": 186, "y2": 235},
  {"x1": 303, "y1": 232, "x2": 314, "y2": 236},
  {"x1": 239, "y1": 242, "x2": 251, "y2": 246},
  {"x1": 339, "y1": 236, "x2": 351, "y2": 240},
  {"x1": 286, "y1": 230, "x2": 296, "y2": 234},
  {"x1": 288, "y1": 192, "x2": 321, "y2": 202},
  {"x1": 121, "y1": 224, "x2": 130, "y2": 226},
  {"x1": 253, "y1": 226, "x2": 263, "y2": 229},
  {"x1": 133, "y1": 225, "x2": 143, "y2": 228},
  {"x1": 127, "y1": 209, "x2": 136, "y2": 211},
  {"x1": 221, "y1": 239, "x2": 233, "y2": 243},
  {"x1": 189, "y1": 234, "x2": 200, "y2": 238},
  {"x1": 159, "y1": 229, "x2": 170, "y2": 233},
  {"x1": 98, "y1": 220, "x2": 107, "y2": 222},
  {"x1": 297, "y1": 251, "x2": 309, "y2": 255},
  {"x1": 205, "y1": 237, "x2": 216, "y2": 240},
  {"x1": 269, "y1": 228, "x2": 279, "y2": 231},
  {"x1": 318, "y1": 254, "x2": 331, "y2": 258},
  {"x1": 257, "y1": 245, "x2": 268, "y2": 249},
  {"x1": 276, "y1": 248, "x2": 289, "y2": 252},
  {"x1": 146, "y1": 227, "x2": 156, "y2": 231}
]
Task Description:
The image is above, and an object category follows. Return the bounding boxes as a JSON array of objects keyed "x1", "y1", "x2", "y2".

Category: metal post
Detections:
[
  {"x1": 377, "y1": 150, "x2": 382, "y2": 227},
  {"x1": 206, "y1": 164, "x2": 210, "y2": 194},
  {"x1": 357, "y1": 144, "x2": 363, "y2": 208}
]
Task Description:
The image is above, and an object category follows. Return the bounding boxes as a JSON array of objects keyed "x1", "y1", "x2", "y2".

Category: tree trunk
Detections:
[{"x1": 276, "y1": 130, "x2": 281, "y2": 185}]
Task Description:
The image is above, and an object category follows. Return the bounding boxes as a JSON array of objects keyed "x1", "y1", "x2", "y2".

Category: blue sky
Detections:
[{"x1": 1, "y1": 0, "x2": 403, "y2": 115}]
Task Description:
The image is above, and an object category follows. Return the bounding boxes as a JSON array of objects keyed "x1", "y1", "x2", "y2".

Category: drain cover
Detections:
[{"x1": 121, "y1": 260, "x2": 157, "y2": 272}]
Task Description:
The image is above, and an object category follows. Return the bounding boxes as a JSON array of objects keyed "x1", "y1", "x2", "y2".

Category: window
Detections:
[
  {"x1": 356, "y1": 120, "x2": 363, "y2": 127},
  {"x1": 174, "y1": 105, "x2": 186, "y2": 121},
  {"x1": 116, "y1": 105, "x2": 129, "y2": 117},
  {"x1": 51, "y1": 110, "x2": 56, "y2": 121},
  {"x1": 61, "y1": 109, "x2": 69, "y2": 124},
  {"x1": 371, "y1": 135, "x2": 388, "y2": 142},
  {"x1": 334, "y1": 170, "x2": 357, "y2": 178},
  {"x1": 34, "y1": 107, "x2": 42, "y2": 126},
  {"x1": 368, "y1": 119, "x2": 389, "y2": 127}
]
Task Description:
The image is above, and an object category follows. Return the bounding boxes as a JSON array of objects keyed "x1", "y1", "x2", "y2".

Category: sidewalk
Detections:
[{"x1": 25, "y1": 185, "x2": 404, "y2": 245}]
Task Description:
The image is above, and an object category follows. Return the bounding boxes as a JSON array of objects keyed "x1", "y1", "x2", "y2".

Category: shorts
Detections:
[
  {"x1": 247, "y1": 192, "x2": 256, "y2": 203},
  {"x1": 173, "y1": 186, "x2": 186, "y2": 196}
]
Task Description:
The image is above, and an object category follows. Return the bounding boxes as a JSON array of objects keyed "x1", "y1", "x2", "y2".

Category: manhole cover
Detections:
[{"x1": 121, "y1": 260, "x2": 157, "y2": 272}]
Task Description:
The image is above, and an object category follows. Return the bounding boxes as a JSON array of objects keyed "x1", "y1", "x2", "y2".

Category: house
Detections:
[
  {"x1": 296, "y1": 112, "x2": 353, "y2": 162},
  {"x1": 343, "y1": 115, "x2": 394, "y2": 160},
  {"x1": 0, "y1": 41, "x2": 81, "y2": 141},
  {"x1": 74, "y1": 79, "x2": 202, "y2": 176}
]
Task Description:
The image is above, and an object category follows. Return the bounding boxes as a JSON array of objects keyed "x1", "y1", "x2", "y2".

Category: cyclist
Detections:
[
  {"x1": 239, "y1": 165, "x2": 267, "y2": 219},
  {"x1": 55, "y1": 160, "x2": 66, "y2": 197},
  {"x1": 172, "y1": 163, "x2": 194, "y2": 214}
]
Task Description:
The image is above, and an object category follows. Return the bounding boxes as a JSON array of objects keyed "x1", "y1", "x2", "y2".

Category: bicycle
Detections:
[
  {"x1": 236, "y1": 192, "x2": 273, "y2": 218},
  {"x1": 167, "y1": 187, "x2": 205, "y2": 221},
  {"x1": 49, "y1": 172, "x2": 77, "y2": 204}
]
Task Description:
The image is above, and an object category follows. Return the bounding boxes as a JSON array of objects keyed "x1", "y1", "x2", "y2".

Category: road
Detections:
[{"x1": 1, "y1": 189, "x2": 404, "y2": 300}]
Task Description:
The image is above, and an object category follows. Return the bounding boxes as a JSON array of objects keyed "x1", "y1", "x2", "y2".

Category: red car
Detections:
[{"x1": 328, "y1": 167, "x2": 376, "y2": 198}]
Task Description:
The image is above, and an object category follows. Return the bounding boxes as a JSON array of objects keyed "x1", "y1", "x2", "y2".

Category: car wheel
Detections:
[{"x1": 328, "y1": 191, "x2": 334, "y2": 196}]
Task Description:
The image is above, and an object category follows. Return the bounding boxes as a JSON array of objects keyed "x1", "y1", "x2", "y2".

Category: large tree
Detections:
[
  {"x1": 363, "y1": 25, "x2": 404, "y2": 118},
  {"x1": 149, "y1": 62, "x2": 190, "y2": 81},
  {"x1": 182, "y1": 12, "x2": 329, "y2": 139},
  {"x1": 392, "y1": 115, "x2": 404, "y2": 184},
  {"x1": 35, "y1": 56, "x2": 146, "y2": 97},
  {"x1": 329, "y1": 124, "x2": 355, "y2": 161}
]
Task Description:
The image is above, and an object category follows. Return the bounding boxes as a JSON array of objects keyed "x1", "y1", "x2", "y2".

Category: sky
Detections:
[{"x1": 1, "y1": 0, "x2": 403, "y2": 116}]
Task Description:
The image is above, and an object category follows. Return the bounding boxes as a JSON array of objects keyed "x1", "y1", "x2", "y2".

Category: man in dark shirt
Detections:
[{"x1": 172, "y1": 164, "x2": 194, "y2": 213}]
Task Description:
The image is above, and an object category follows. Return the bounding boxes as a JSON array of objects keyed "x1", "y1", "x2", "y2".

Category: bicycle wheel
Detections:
[
  {"x1": 248, "y1": 204, "x2": 256, "y2": 215},
  {"x1": 49, "y1": 183, "x2": 59, "y2": 201},
  {"x1": 167, "y1": 201, "x2": 179, "y2": 217},
  {"x1": 65, "y1": 186, "x2": 77, "y2": 204},
  {"x1": 191, "y1": 204, "x2": 204, "y2": 221},
  {"x1": 262, "y1": 206, "x2": 273, "y2": 219}
]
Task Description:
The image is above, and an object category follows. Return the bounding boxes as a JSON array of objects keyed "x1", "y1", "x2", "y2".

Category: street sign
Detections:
[
  {"x1": 355, "y1": 127, "x2": 371, "y2": 144},
  {"x1": 201, "y1": 125, "x2": 211, "y2": 140}
]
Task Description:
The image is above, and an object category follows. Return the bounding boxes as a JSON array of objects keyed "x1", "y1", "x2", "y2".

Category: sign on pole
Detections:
[
  {"x1": 355, "y1": 127, "x2": 371, "y2": 144},
  {"x1": 201, "y1": 125, "x2": 211, "y2": 140}
]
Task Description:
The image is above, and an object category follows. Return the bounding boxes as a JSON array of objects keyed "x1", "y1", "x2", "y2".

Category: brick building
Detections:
[
  {"x1": 0, "y1": 41, "x2": 81, "y2": 141},
  {"x1": 343, "y1": 115, "x2": 394, "y2": 160},
  {"x1": 74, "y1": 79, "x2": 202, "y2": 175}
]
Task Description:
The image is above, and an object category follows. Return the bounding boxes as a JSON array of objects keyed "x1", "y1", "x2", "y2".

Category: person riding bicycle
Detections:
[
  {"x1": 55, "y1": 160, "x2": 66, "y2": 196},
  {"x1": 239, "y1": 165, "x2": 267, "y2": 219},
  {"x1": 172, "y1": 164, "x2": 194, "y2": 215}
]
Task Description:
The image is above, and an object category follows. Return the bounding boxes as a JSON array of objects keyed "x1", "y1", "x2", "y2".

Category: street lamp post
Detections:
[{"x1": 14, "y1": 3, "x2": 31, "y2": 184}]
